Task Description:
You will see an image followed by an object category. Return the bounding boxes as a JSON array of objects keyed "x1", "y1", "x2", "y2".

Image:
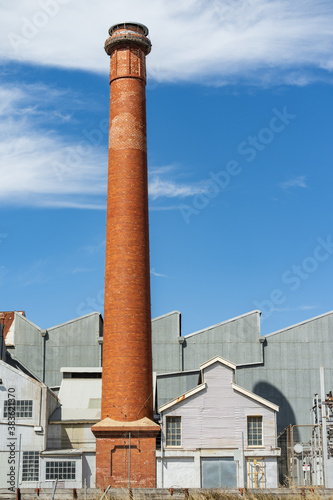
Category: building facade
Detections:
[{"x1": 157, "y1": 356, "x2": 280, "y2": 489}]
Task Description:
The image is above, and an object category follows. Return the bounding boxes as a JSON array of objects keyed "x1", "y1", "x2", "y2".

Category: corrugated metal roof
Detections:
[
  {"x1": 264, "y1": 310, "x2": 333, "y2": 337},
  {"x1": 184, "y1": 310, "x2": 261, "y2": 339}
]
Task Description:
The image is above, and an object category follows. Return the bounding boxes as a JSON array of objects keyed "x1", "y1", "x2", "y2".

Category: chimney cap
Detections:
[{"x1": 108, "y1": 22, "x2": 149, "y2": 37}]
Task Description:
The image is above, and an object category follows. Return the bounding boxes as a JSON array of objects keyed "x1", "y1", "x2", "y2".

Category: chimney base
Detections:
[{"x1": 92, "y1": 417, "x2": 160, "y2": 489}]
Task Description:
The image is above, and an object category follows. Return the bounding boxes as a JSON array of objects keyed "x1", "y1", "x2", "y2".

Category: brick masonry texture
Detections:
[
  {"x1": 94, "y1": 24, "x2": 158, "y2": 489},
  {"x1": 102, "y1": 41, "x2": 152, "y2": 423},
  {"x1": 95, "y1": 432, "x2": 157, "y2": 489}
]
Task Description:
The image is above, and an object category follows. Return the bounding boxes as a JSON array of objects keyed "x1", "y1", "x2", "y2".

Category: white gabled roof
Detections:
[
  {"x1": 158, "y1": 382, "x2": 206, "y2": 413},
  {"x1": 232, "y1": 383, "x2": 279, "y2": 412},
  {"x1": 200, "y1": 355, "x2": 236, "y2": 372},
  {"x1": 158, "y1": 354, "x2": 279, "y2": 415}
]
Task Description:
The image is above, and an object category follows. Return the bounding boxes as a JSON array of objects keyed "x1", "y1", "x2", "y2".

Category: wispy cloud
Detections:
[
  {"x1": 0, "y1": 84, "x2": 107, "y2": 209},
  {"x1": 280, "y1": 175, "x2": 307, "y2": 190},
  {"x1": 82, "y1": 240, "x2": 106, "y2": 254},
  {"x1": 270, "y1": 304, "x2": 317, "y2": 313},
  {"x1": 150, "y1": 268, "x2": 171, "y2": 278},
  {"x1": 148, "y1": 164, "x2": 210, "y2": 202},
  {"x1": 16, "y1": 259, "x2": 49, "y2": 287},
  {"x1": 149, "y1": 176, "x2": 208, "y2": 200},
  {"x1": 70, "y1": 267, "x2": 95, "y2": 274},
  {"x1": 0, "y1": 1, "x2": 332, "y2": 86}
]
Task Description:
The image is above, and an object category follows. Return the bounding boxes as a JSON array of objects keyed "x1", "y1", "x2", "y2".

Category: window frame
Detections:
[
  {"x1": 4, "y1": 400, "x2": 33, "y2": 418},
  {"x1": 45, "y1": 461, "x2": 76, "y2": 481},
  {"x1": 247, "y1": 415, "x2": 263, "y2": 447},
  {"x1": 165, "y1": 415, "x2": 182, "y2": 448},
  {"x1": 22, "y1": 451, "x2": 39, "y2": 482}
]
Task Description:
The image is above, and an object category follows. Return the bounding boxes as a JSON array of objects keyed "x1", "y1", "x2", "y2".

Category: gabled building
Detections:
[
  {"x1": 2, "y1": 311, "x2": 103, "y2": 391},
  {"x1": 157, "y1": 356, "x2": 280, "y2": 489},
  {"x1": 0, "y1": 360, "x2": 58, "y2": 490}
]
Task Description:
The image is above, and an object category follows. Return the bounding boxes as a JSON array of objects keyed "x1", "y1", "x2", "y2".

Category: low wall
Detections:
[{"x1": 1, "y1": 488, "x2": 333, "y2": 500}]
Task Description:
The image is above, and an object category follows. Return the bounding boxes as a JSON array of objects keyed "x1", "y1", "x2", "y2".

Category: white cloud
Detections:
[
  {"x1": 0, "y1": 0, "x2": 332, "y2": 85},
  {"x1": 150, "y1": 268, "x2": 170, "y2": 278},
  {"x1": 280, "y1": 175, "x2": 307, "y2": 190},
  {"x1": 0, "y1": 83, "x2": 107, "y2": 208},
  {"x1": 149, "y1": 176, "x2": 208, "y2": 200}
]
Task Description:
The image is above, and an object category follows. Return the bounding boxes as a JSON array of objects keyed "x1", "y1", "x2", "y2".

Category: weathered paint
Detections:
[{"x1": 0, "y1": 360, "x2": 58, "y2": 489}]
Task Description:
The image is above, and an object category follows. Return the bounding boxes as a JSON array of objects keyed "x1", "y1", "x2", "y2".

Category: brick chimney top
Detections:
[{"x1": 105, "y1": 22, "x2": 151, "y2": 56}]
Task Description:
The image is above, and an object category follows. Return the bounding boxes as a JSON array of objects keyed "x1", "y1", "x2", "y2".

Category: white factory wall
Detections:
[{"x1": 0, "y1": 361, "x2": 58, "y2": 489}]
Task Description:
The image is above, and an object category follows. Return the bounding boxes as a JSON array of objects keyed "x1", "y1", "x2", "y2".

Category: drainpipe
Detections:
[
  {"x1": 178, "y1": 337, "x2": 185, "y2": 372},
  {"x1": 320, "y1": 367, "x2": 328, "y2": 487},
  {"x1": 97, "y1": 337, "x2": 103, "y2": 367},
  {"x1": 41, "y1": 329, "x2": 47, "y2": 383}
]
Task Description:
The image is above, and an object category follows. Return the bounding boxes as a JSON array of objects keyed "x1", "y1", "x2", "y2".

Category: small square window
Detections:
[
  {"x1": 247, "y1": 416, "x2": 263, "y2": 446},
  {"x1": 4, "y1": 400, "x2": 33, "y2": 418},
  {"x1": 46, "y1": 461, "x2": 76, "y2": 480},
  {"x1": 166, "y1": 416, "x2": 181, "y2": 447}
]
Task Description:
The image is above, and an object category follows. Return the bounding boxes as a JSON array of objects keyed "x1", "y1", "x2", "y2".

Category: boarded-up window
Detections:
[
  {"x1": 166, "y1": 416, "x2": 181, "y2": 446},
  {"x1": 247, "y1": 416, "x2": 263, "y2": 446}
]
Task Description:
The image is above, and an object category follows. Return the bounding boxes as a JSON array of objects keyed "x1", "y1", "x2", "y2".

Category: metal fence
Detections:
[{"x1": 278, "y1": 424, "x2": 324, "y2": 487}]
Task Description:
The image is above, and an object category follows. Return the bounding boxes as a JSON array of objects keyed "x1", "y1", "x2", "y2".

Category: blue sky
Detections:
[{"x1": 0, "y1": 0, "x2": 333, "y2": 336}]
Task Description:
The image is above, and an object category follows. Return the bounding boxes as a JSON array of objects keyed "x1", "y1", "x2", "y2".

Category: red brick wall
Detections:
[
  {"x1": 95, "y1": 433, "x2": 157, "y2": 489},
  {"x1": 102, "y1": 26, "x2": 153, "y2": 423}
]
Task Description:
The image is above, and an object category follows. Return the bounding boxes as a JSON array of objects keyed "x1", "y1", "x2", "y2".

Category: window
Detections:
[
  {"x1": 22, "y1": 452, "x2": 39, "y2": 482},
  {"x1": 247, "y1": 416, "x2": 263, "y2": 446},
  {"x1": 4, "y1": 400, "x2": 33, "y2": 418},
  {"x1": 166, "y1": 416, "x2": 181, "y2": 447},
  {"x1": 46, "y1": 461, "x2": 76, "y2": 480}
]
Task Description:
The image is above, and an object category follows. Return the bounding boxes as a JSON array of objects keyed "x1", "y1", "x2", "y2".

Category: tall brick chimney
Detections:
[{"x1": 92, "y1": 23, "x2": 159, "y2": 489}]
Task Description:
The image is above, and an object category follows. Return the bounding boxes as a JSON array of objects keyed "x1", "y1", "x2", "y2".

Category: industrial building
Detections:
[
  {"x1": 1, "y1": 307, "x2": 333, "y2": 488},
  {"x1": 1, "y1": 19, "x2": 332, "y2": 492},
  {"x1": 157, "y1": 356, "x2": 280, "y2": 489}
]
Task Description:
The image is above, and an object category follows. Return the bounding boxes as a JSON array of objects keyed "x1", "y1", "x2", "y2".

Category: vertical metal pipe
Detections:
[
  {"x1": 320, "y1": 366, "x2": 328, "y2": 487},
  {"x1": 242, "y1": 432, "x2": 246, "y2": 488},
  {"x1": 51, "y1": 478, "x2": 58, "y2": 500},
  {"x1": 17, "y1": 434, "x2": 22, "y2": 488},
  {"x1": 128, "y1": 432, "x2": 131, "y2": 489}
]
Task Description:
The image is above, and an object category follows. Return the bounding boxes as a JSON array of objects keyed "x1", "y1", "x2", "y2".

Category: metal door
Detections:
[{"x1": 201, "y1": 457, "x2": 237, "y2": 488}]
